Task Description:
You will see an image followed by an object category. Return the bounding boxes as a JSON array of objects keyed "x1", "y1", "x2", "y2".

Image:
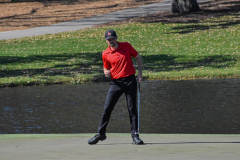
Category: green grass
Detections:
[
  {"x1": 0, "y1": 12, "x2": 240, "y2": 87},
  {"x1": 0, "y1": 134, "x2": 92, "y2": 140},
  {"x1": 1, "y1": 133, "x2": 239, "y2": 140}
]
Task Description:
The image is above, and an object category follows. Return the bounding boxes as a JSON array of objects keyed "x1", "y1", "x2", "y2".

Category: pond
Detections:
[{"x1": 1, "y1": 79, "x2": 240, "y2": 134}]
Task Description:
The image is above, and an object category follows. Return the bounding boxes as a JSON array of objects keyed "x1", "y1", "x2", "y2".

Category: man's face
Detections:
[{"x1": 106, "y1": 37, "x2": 118, "y2": 47}]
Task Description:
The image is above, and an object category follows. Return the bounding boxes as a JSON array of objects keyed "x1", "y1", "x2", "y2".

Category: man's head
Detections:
[
  {"x1": 105, "y1": 30, "x2": 118, "y2": 48},
  {"x1": 105, "y1": 30, "x2": 117, "y2": 40}
]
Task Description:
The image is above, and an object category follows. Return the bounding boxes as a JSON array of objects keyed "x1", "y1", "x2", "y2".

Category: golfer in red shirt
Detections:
[{"x1": 88, "y1": 30, "x2": 144, "y2": 145}]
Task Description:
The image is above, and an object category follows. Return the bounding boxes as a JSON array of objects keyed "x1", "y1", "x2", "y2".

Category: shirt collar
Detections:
[{"x1": 108, "y1": 42, "x2": 123, "y2": 53}]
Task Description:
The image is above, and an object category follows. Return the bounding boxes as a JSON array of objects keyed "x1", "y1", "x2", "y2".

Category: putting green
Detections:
[{"x1": 0, "y1": 134, "x2": 239, "y2": 160}]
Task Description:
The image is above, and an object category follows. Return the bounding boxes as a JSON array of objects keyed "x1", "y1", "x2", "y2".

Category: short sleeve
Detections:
[
  {"x1": 102, "y1": 53, "x2": 110, "y2": 69},
  {"x1": 127, "y1": 42, "x2": 138, "y2": 57}
]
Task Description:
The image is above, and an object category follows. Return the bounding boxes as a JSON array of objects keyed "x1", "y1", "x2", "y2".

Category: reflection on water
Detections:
[{"x1": 0, "y1": 79, "x2": 240, "y2": 134}]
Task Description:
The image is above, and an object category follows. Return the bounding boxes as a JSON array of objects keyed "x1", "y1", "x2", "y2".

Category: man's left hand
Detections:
[{"x1": 137, "y1": 75, "x2": 142, "y2": 83}]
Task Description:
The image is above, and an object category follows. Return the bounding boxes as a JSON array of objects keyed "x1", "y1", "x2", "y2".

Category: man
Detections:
[{"x1": 88, "y1": 30, "x2": 143, "y2": 145}]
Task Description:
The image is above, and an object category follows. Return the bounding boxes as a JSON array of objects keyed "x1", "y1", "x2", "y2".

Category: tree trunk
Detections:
[{"x1": 171, "y1": 0, "x2": 200, "y2": 14}]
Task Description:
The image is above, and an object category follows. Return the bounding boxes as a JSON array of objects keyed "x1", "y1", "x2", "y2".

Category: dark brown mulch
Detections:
[{"x1": 0, "y1": 0, "x2": 163, "y2": 32}]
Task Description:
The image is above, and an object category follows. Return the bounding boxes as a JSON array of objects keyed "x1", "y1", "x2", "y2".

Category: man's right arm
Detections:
[
  {"x1": 104, "y1": 67, "x2": 111, "y2": 78},
  {"x1": 102, "y1": 52, "x2": 111, "y2": 78}
]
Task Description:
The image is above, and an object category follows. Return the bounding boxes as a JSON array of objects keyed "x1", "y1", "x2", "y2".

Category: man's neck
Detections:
[{"x1": 110, "y1": 43, "x2": 119, "y2": 50}]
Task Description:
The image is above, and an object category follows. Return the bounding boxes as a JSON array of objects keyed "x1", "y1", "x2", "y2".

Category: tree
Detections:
[{"x1": 171, "y1": 0, "x2": 200, "y2": 14}]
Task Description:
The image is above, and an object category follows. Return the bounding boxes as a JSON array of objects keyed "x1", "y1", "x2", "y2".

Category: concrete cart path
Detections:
[
  {"x1": 0, "y1": 0, "x2": 210, "y2": 40},
  {"x1": 1, "y1": 134, "x2": 240, "y2": 160}
]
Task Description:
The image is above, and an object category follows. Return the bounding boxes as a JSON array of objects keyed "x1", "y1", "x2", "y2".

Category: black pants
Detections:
[{"x1": 97, "y1": 74, "x2": 138, "y2": 138}]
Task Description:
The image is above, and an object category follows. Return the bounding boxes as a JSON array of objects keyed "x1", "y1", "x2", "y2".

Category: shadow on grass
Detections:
[
  {"x1": 170, "y1": 18, "x2": 240, "y2": 34},
  {"x1": 134, "y1": 0, "x2": 240, "y2": 34},
  {"x1": 146, "y1": 141, "x2": 240, "y2": 145},
  {"x1": 0, "y1": 52, "x2": 103, "y2": 78},
  {"x1": 0, "y1": 51, "x2": 238, "y2": 81},
  {"x1": 142, "y1": 54, "x2": 238, "y2": 72},
  {"x1": 0, "y1": 52, "x2": 102, "y2": 64}
]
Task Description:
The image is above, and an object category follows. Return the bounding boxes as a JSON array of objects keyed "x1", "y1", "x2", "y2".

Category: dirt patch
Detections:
[{"x1": 0, "y1": 0, "x2": 162, "y2": 32}]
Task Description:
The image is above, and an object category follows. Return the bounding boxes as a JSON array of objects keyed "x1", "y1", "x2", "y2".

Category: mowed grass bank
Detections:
[{"x1": 0, "y1": 13, "x2": 240, "y2": 87}]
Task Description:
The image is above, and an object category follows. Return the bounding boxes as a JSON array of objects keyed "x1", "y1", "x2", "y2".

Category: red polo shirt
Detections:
[{"x1": 102, "y1": 42, "x2": 138, "y2": 79}]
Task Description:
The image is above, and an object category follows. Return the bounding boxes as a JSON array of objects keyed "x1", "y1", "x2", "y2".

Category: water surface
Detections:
[{"x1": 1, "y1": 79, "x2": 240, "y2": 134}]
